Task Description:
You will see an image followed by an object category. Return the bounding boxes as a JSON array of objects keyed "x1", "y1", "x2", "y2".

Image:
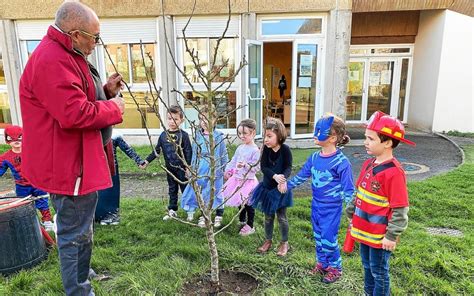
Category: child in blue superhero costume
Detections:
[{"x1": 286, "y1": 114, "x2": 354, "y2": 283}]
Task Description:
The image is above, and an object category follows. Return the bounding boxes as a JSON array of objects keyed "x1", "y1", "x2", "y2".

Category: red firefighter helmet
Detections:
[
  {"x1": 4, "y1": 125, "x2": 23, "y2": 143},
  {"x1": 366, "y1": 111, "x2": 415, "y2": 146}
]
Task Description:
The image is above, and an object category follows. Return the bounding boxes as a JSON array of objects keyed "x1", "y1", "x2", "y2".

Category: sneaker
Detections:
[
  {"x1": 186, "y1": 212, "x2": 194, "y2": 222},
  {"x1": 198, "y1": 216, "x2": 206, "y2": 228},
  {"x1": 100, "y1": 217, "x2": 113, "y2": 225},
  {"x1": 310, "y1": 263, "x2": 328, "y2": 275},
  {"x1": 110, "y1": 214, "x2": 120, "y2": 225},
  {"x1": 43, "y1": 220, "x2": 55, "y2": 232},
  {"x1": 100, "y1": 213, "x2": 120, "y2": 225},
  {"x1": 214, "y1": 216, "x2": 223, "y2": 228},
  {"x1": 163, "y1": 209, "x2": 177, "y2": 221},
  {"x1": 239, "y1": 224, "x2": 255, "y2": 236},
  {"x1": 322, "y1": 267, "x2": 342, "y2": 284}
]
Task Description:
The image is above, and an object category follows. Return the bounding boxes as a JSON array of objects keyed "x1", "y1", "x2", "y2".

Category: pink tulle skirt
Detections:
[{"x1": 222, "y1": 176, "x2": 259, "y2": 207}]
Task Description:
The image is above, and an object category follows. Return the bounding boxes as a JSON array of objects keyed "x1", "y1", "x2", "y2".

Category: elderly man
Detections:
[{"x1": 19, "y1": 1, "x2": 124, "y2": 295}]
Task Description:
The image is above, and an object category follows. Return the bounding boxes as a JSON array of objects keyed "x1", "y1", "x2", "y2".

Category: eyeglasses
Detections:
[{"x1": 70, "y1": 30, "x2": 101, "y2": 44}]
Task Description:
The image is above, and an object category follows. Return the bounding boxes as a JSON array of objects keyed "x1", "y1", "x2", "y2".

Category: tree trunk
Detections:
[{"x1": 206, "y1": 226, "x2": 220, "y2": 289}]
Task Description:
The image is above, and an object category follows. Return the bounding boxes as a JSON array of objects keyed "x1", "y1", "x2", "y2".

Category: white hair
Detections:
[{"x1": 55, "y1": 1, "x2": 97, "y2": 32}]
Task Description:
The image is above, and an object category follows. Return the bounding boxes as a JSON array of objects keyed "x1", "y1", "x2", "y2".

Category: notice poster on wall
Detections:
[
  {"x1": 298, "y1": 76, "x2": 311, "y2": 88},
  {"x1": 369, "y1": 72, "x2": 381, "y2": 86},
  {"x1": 349, "y1": 70, "x2": 359, "y2": 81},
  {"x1": 380, "y1": 70, "x2": 392, "y2": 85},
  {"x1": 273, "y1": 67, "x2": 280, "y2": 87},
  {"x1": 299, "y1": 54, "x2": 313, "y2": 76}
]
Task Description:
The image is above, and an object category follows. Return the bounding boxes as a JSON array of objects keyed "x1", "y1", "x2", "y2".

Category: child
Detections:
[
  {"x1": 346, "y1": 111, "x2": 415, "y2": 296},
  {"x1": 287, "y1": 114, "x2": 354, "y2": 283},
  {"x1": 97, "y1": 130, "x2": 146, "y2": 225},
  {"x1": 141, "y1": 105, "x2": 192, "y2": 220},
  {"x1": 251, "y1": 117, "x2": 292, "y2": 257},
  {"x1": 222, "y1": 119, "x2": 260, "y2": 236},
  {"x1": 0, "y1": 125, "x2": 54, "y2": 231},
  {"x1": 181, "y1": 106, "x2": 229, "y2": 227}
]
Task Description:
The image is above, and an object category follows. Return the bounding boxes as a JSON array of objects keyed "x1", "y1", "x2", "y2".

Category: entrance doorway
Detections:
[
  {"x1": 245, "y1": 39, "x2": 323, "y2": 138},
  {"x1": 263, "y1": 42, "x2": 292, "y2": 133}
]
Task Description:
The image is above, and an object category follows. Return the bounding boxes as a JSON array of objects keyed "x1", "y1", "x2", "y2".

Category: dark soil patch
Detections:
[{"x1": 181, "y1": 270, "x2": 258, "y2": 295}]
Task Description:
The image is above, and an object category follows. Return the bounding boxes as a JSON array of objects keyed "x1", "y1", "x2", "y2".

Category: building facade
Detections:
[{"x1": 0, "y1": 0, "x2": 472, "y2": 140}]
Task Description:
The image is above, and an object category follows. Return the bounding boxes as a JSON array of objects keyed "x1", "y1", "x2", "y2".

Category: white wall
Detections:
[
  {"x1": 410, "y1": 10, "x2": 473, "y2": 133},
  {"x1": 432, "y1": 10, "x2": 473, "y2": 133},
  {"x1": 409, "y1": 10, "x2": 445, "y2": 131}
]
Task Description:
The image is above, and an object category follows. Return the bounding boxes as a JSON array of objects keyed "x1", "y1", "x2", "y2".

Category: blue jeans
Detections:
[
  {"x1": 360, "y1": 243, "x2": 392, "y2": 296},
  {"x1": 51, "y1": 192, "x2": 98, "y2": 296}
]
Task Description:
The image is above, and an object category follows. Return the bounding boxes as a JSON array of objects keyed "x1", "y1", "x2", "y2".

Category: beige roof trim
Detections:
[{"x1": 353, "y1": 0, "x2": 473, "y2": 17}]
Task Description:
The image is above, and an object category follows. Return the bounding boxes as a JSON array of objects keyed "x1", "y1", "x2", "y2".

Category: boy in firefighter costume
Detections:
[
  {"x1": 287, "y1": 114, "x2": 354, "y2": 283},
  {"x1": 346, "y1": 111, "x2": 415, "y2": 296},
  {"x1": 0, "y1": 125, "x2": 54, "y2": 230}
]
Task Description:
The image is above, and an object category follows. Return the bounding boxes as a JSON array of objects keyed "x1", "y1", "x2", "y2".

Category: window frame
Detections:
[
  {"x1": 176, "y1": 36, "x2": 241, "y2": 133},
  {"x1": 97, "y1": 42, "x2": 162, "y2": 133},
  {"x1": 258, "y1": 14, "x2": 327, "y2": 40}
]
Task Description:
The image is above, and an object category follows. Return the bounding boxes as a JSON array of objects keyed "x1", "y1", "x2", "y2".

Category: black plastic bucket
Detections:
[{"x1": 0, "y1": 198, "x2": 48, "y2": 275}]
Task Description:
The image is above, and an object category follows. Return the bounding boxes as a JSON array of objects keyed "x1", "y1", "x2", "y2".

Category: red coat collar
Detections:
[{"x1": 46, "y1": 25, "x2": 75, "y2": 54}]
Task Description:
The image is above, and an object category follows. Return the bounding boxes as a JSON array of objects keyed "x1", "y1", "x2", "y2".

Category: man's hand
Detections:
[
  {"x1": 110, "y1": 96, "x2": 125, "y2": 114},
  {"x1": 382, "y1": 237, "x2": 397, "y2": 252},
  {"x1": 105, "y1": 73, "x2": 123, "y2": 98}
]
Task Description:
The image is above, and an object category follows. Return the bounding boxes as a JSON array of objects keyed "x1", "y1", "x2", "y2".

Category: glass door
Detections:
[
  {"x1": 346, "y1": 57, "x2": 409, "y2": 122},
  {"x1": 366, "y1": 59, "x2": 396, "y2": 120},
  {"x1": 346, "y1": 60, "x2": 366, "y2": 121},
  {"x1": 245, "y1": 40, "x2": 264, "y2": 137},
  {"x1": 291, "y1": 40, "x2": 322, "y2": 138}
]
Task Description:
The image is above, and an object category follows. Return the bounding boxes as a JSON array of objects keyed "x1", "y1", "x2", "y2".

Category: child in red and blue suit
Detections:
[
  {"x1": 0, "y1": 125, "x2": 54, "y2": 230},
  {"x1": 346, "y1": 111, "x2": 415, "y2": 296}
]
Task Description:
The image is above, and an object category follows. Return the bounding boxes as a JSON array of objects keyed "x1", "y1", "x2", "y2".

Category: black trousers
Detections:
[
  {"x1": 166, "y1": 166, "x2": 187, "y2": 211},
  {"x1": 239, "y1": 204, "x2": 255, "y2": 228}
]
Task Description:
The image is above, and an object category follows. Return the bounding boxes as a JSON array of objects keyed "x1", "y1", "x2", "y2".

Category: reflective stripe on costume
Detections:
[
  {"x1": 351, "y1": 226, "x2": 384, "y2": 246},
  {"x1": 355, "y1": 207, "x2": 388, "y2": 224},
  {"x1": 356, "y1": 186, "x2": 389, "y2": 207}
]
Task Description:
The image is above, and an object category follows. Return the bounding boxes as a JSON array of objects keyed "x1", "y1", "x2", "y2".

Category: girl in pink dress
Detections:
[{"x1": 223, "y1": 119, "x2": 260, "y2": 236}]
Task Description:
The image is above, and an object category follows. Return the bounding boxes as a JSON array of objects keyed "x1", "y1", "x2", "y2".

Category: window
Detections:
[
  {"x1": 183, "y1": 91, "x2": 237, "y2": 130},
  {"x1": 261, "y1": 18, "x2": 322, "y2": 36},
  {"x1": 0, "y1": 47, "x2": 12, "y2": 127},
  {"x1": 26, "y1": 40, "x2": 41, "y2": 58},
  {"x1": 103, "y1": 43, "x2": 159, "y2": 129},
  {"x1": 182, "y1": 38, "x2": 235, "y2": 83},
  {"x1": 179, "y1": 37, "x2": 238, "y2": 129}
]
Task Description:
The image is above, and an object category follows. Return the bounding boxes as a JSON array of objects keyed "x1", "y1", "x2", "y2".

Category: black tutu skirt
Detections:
[{"x1": 250, "y1": 183, "x2": 293, "y2": 215}]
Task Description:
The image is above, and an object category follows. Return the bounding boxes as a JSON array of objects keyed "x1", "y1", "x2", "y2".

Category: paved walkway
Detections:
[{"x1": 0, "y1": 132, "x2": 471, "y2": 199}]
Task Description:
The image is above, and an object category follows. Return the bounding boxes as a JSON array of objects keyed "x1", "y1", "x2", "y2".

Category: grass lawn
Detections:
[{"x1": 0, "y1": 146, "x2": 473, "y2": 295}]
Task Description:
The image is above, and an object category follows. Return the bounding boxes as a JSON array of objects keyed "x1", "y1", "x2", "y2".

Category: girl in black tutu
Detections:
[{"x1": 251, "y1": 117, "x2": 293, "y2": 256}]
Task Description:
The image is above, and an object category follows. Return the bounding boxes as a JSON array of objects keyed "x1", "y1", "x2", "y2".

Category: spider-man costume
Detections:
[{"x1": 1, "y1": 125, "x2": 52, "y2": 221}]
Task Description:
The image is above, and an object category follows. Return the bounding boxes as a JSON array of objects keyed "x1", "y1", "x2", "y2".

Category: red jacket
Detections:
[{"x1": 19, "y1": 26, "x2": 123, "y2": 196}]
